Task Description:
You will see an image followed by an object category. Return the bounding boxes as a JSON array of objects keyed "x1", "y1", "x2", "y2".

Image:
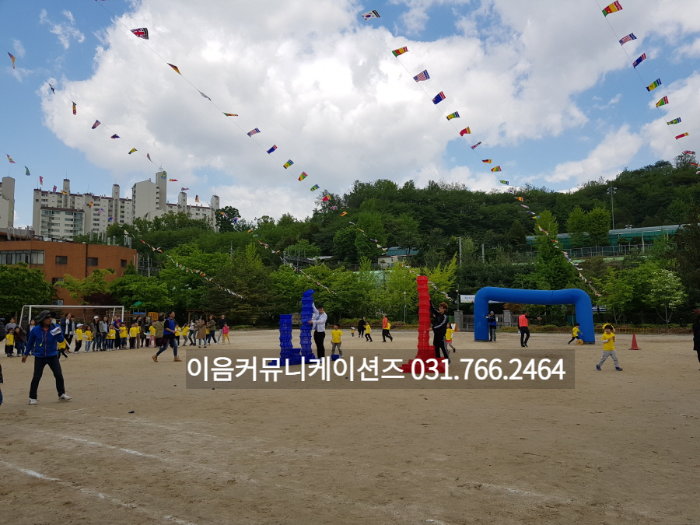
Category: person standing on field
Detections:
[
  {"x1": 23, "y1": 310, "x2": 72, "y2": 405},
  {"x1": 518, "y1": 310, "x2": 541, "y2": 348},
  {"x1": 430, "y1": 302, "x2": 450, "y2": 362},
  {"x1": 357, "y1": 317, "x2": 366, "y2": 339},
  {"x1": 309, "y1": 302, "x2": 327, "y2": 359},
  {"x1": 152, "y1": 311, "x2": 181, "y2": 362},
  {"x1": 382, "y1": 315, "x2": 393, "y2": 343}
]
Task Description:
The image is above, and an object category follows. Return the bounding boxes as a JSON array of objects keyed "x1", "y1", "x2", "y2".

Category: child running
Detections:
[
  {"x1": 74, "y1": 324, "x2": 84, "y2": 353},
  {"x1": 58, "y1": 339, "x2": 69, "y2": 359},
  {"x1": 221, "y1": 323, "x2": 230, "y2": 344},
  {"x1": 597, "y1": 324, "x2": 623, "y2": 371},
  {"x1": 331, "y1": 324, "x2": 343, "y2": 358},
  {"x1": 364, "y1": 322, "x2": 373, "y2": 342},
  {"x1": 568, "y1": 323, "x2": 582, "y2": 345},
  {"x1": 446, "y1": 324, "x2": 456, "y2": 353}
]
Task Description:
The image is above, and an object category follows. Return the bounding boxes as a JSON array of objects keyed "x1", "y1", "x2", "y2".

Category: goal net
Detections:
[{"x1": 19, "y1": 305, "x2": 125, "y2": 329}]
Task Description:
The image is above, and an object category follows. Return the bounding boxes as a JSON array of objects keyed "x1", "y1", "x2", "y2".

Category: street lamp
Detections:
[
  {"x1": 607, "y1": 186, "x2": 617, "y2": 230},
  {"x1": 403, "y1": 291, "x2": 407, "y2": 324}
]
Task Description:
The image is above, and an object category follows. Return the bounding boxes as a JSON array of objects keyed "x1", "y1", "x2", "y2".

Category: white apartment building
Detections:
[
  {"x1": 0, "y1": 176, "x2": 15, "y2": 229},
  {"x1": 32, "y1": 172, "x2": 219, "y2": 240}
]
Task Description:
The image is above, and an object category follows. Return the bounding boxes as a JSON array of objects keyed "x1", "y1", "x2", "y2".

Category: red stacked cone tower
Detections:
[{"x1": 401, "y1": 275, "x2": 447, "y2": 373}]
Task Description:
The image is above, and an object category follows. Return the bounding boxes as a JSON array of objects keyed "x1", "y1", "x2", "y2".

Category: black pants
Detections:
[
  {"x1": 489, "y1": 326, "x2": 497, "y2": 341},
  {"x1": 696, "y1": 350, "x2": 700, "y2": 364},
  {"x1": 382, "y1": 329, "x2": 393, "y2": 342},
  {"x1": 358, "y1": 328, "x2": 365, "y2": 338},
  {"x1": 365, "y1": 333, "x2": 372, "y2": 342},
  {"x1": 520, "y1": 327, "x2": 531, "y2": 347},
  {"x1": 64, "y1": 334, "x2": 73, "y2": 350},
  {"x1": 433, "y1": 332, "x2": 448, "y2": 360},
  {"x1": 314, "y1": 331, "x2": 326, "y2": 358},
  {"x1": 29, "y1": 356, "x2": 65, "y2": 400}
]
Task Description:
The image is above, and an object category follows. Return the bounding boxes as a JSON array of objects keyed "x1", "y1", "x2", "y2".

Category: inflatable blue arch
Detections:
[{"x1": 473, "y1": 287, "x2": 595, "y2": 344}]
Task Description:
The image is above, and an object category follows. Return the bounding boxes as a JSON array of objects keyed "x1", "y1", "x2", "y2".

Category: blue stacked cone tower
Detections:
[{"x1": 299, "y1": 289, "x2": 316, "y2": 362}]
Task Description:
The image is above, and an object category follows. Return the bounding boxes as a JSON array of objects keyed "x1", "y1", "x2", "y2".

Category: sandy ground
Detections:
[{"x1": 0, "y1": 330, "x2": 699, "y2": 525}]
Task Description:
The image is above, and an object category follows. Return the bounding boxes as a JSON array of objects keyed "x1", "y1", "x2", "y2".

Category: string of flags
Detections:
[
  {"x1": 132, "y1": 235, "x2": 245, "y2": 298},
  {"x1": 598, "y1": 1, "x2": 695, "y2": 156},
  {"x1": 400, "y1": 264, "x2": 453, "y2": 302}
]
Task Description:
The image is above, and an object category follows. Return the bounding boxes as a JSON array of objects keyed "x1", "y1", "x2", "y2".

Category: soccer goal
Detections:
[{"x1": 19, "y1": 305, "x2": 125, "y2": 329}]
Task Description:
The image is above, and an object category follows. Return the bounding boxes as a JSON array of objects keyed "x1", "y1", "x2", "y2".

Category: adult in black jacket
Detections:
[
  {"x1": 357, "y1": 317, "x2": 367, "y2": 338},
  {"x1": 0, "y1": 318, "x2": 6, "y2": 343},
  {"x1": 430, "y1": 302, "x2": 450, "y2": 362}
]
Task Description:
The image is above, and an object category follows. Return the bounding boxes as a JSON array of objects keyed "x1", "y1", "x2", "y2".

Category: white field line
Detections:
[{"x1": 0, "y1": 460, "x2": 197, "y2": 525}]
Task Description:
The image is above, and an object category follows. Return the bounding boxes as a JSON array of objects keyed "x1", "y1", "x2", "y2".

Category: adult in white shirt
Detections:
[{"x1": 309, "y1": 302, "x2": 327, "y2": 359}]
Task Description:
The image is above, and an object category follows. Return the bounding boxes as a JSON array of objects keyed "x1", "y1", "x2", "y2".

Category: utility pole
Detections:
[
  {"x1": 607, "y1": 186, "x2": 617, "y2": 230},
  {"x1": 481, "y1": 243, "x2": 485, "y2": 263},
  {"x1": 458, "y1": 237, "x2": 462, "y2": 266}
]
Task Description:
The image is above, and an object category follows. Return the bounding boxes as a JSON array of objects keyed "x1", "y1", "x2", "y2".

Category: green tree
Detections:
[
  {"x1": 566, "y1": 206, "x2": 587, "y2": 247},
  {"x1": 586, "y1": 207, "x2": 611, "y2": 246},
  {"x1": 109, "y1": 272, "x2": 174, "y2": 312},
  {"x1": 56, "y1": 269, "x2": 116, "y2": 305},
  {"x1": 526, "y1": 211, "x2": 578, "y2": 290},
  {"x1": 644, "y1": 268, "x2": 687, "y2": 325},
  {"x1": 0, "y1": 264, "x2": 54, "y2": 317},
  {"x1": 215, "y1": 206, "x2": 242, "y2": 233},
  {"x1": 598, "y1": 268, "x2": 633, "y2": 324},
  {"x1": 671, "y1": 213, "x2": 700, "y2": 308},
  {"x1": 506, "y1": 220, "x2": 527, "y2": 250},
  {"x1": 332, "y1": 227, "x2": 358, "y2": 263}
]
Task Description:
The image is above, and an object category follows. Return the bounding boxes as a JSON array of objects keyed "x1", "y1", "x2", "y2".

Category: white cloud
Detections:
[
  {"x1": 39, "y1": 0, "x2": 700, "y2": 221},
  {"x1": 12, "y1": 40, "x2": 26, "y2": 58},
  {"x1": 39, "y1": 9, "x2": 85, "y2": 50}
]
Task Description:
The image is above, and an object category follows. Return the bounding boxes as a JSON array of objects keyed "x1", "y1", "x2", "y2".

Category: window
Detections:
[
  {"x1": 56, "y1": 256, "x2": 68, "y2": 265},
  {"x1": 87, "y1": 257, "x2": 99, "y2": 266},
  {"x1": 52, "y1": 277, "x2": 64, "y2": 285},
  {"x1": 0, "y1": 250, "x2": 45, "y2": 265},
  {"x1": 121, "y1": 259, "x2": 127, "y2": 268}
]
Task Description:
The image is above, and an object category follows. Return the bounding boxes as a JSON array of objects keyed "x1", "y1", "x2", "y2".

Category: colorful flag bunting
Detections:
[
  {"x1": 110, "y1": 134, "x2": 120, "y2": 139},
  {"x1": 432, "y1": 92, "x2": 446, "y2": 104},
  {"x1": 52, "y1": 185, "x2": 57, "y2": 192},
  {"x1": 362, "y1": 10, "x2": 380, "y2": 19},
  {"x1": 130, "y1": 28, "x2": 149, "y2": 39},
  {"x1": 460, "y1": 127, "x2": 471, "y2": 136},
  {"x1": 656, "y1": 96, "x2": 669, "y2": 107},
  {"x1": 683, "y1": 151, "x2": 695, "y2": 155},
  {"x1": 667, "y1": 118, "x2": 681, "y2": 125},
  {"x1": 341, "y1": 212, "x2": 347, "y2": 217},
  {"x1": 499, "y1": 180, "x2": 509, "y2": 185},
  {"x1": 267, "y1": 145, "x2": 277, "y2": 154},
  {"x1": 223, "y1": 113, "x2": 238, "y2": 117},
  {"x1": 646, "y1": 78, "x2": 661, "y2": 91},
  {"x1": 39, "y1": 176, "x2": 43, "y2": 185},
  {"x1": 446, "y1": 112, "x2": 460, "y2": 120},
  {"x1": 330, "y1": 206, "x2": 338, "y2": 210},
  {"x1": 516, "y1": 197, "x2": 524, "y2": 202},
  {"x1": 128, "y1": 148, "x2": 137, "y2": 154},
  {"x1": 49, "y1": 84, "x2": 55, "y2": 94},
  {"x1": 8, "y1": 52, "x2": 15, "y2": 69},
  {"x1": 471, "y1": 142, "x2": 481, "y2": 149},
  {"x1": 413, "y1": 70, "x2": 430, "y2": 82},
  {"x1": 72, "y1": 102, "x2": 76, "y2": 115},
  {"x1": 392, "y1": 47, "x2": 408, "y2": 57},
  {"x1": 6, "y1": 154, "x2": 15, "y2": 164},
  {"x1": 147, "y1": 153, "x2": 152, "y2": 162},
  {"x1": 247, "y1": 128, "x2": 260, "y2": 137},
  {"x1": 632, "y1": 53, "x2": 646, "y2": 68},
  {"x1": 160, "y1": 171, "x2": 167, "y2": 179},
  {"x1": 675, "y1": 133, "x2": 689, "y2": 140},
  {"x1": 181, "y1": 187, "x2": 190, "y2": 191},
  {"x1": 195, "y1": 195, "x2": 200, "y2": 202},
  {"x1": 482, "y1": 159, "x2": 492, "y2": 163},
  {"x1": 602, "y1": 1, "x2": 623, "y2": 16},
  {"x1": 298, "y1": 172, "x2": 308, "y2": 181},
  {"x1": 168, "y1": 63, "x2": 181, "y2": 75},
  {"x1": 322, "y1": 195, "x2": 330, "y2": 202},
  {"x1": 491, "y1": 166, "x2": 502, "y2": 172},
  {"x1": 168, "y1": 179, "x2": 178, "y2": 181},
  {"x1": 310, "y1": 184, "x2": 319, "y2": 191},
  {"x1": 25, "y1": 166, "x2": 30, "y2": 176},
  {"x1": 91, "y1": 120, "x2": 101, "y2": 129},
  {"x1": 283, "y1": 160, "x2": 294, "y2": 169},
  {"x1": 619, "y1": 33, "x2": 636, "y2": 45}
]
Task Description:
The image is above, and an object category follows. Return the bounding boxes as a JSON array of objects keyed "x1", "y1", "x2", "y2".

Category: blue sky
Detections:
[{"x1": 2, "y1": 0, "x2": 700, "y2": 228}]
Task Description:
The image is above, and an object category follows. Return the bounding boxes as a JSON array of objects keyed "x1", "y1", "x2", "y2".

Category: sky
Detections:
[{"x1": 2, "y1": 0, "x2": 700, "y2": 229}]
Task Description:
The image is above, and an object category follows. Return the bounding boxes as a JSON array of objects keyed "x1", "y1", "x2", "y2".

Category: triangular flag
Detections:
[
  {"x1": 6, "y1": 154, "x2": 15, "y2": 164},
  {"x1": 168, "y1": 63, "x2": 181, "y2": 74},
  {"x1": 128, "y1": 148, "x2": 137, "y2": 154},
  {"x1": 8, "y1": 52, "x2": 15, "y2": 69},
  {"x1": 92, "y1": 120, "x2": 101, "y2": 129},
  {"x1": 25, "y1": 166, "x2": 30, "y2": 176}
]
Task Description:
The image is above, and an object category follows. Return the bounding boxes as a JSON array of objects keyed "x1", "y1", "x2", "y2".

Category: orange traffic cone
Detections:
[{"x1": 629, "y1": 334, "x2": 640, "y2": 350}]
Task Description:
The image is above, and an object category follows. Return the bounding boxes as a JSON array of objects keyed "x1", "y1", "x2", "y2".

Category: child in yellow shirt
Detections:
[
  {"x1": 568, "y1": 323, "x2": 582, "y2": 345},
  {"x1": 58, "y1": 339, "x2": 69, "y2": 359},
  {"x1": 445, "y1": 325, "x2": 456, "y2": 353},
  {"x1": 106, "y1": 327, "x2": 116, "y2": 351},
  {"x1": 330, "y1": 324, "x2": 343, "y2": 358},
  {"x1": 74, "y1": 324, "x2": 84, "y2": 353},
  {"x1": 597, "y1": 324, "x2": 622, "y2": 371},
  {"x1": 149, "y1": 325, "x2": 156, "y2": 348},
  {"x1": 129, "y1": 323, "x2": 139, "y2": 349},
  {"x1": 84, "y1": 328, "x2": 93, "y2": 352},
  {"x1": 181, "y1": 325, "x2": 189, "y2": 346},
  {"x1": 4, "y1": 331, "x2": 14, "y2": 358},
  {"x1": 364, "y1": 322, "x2": 372, "y2": 342},
  {"x1": 118, "y1": 323, "x2": 128, "y2": 349}
]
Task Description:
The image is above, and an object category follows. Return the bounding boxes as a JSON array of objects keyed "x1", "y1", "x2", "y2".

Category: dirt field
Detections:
[{"x1": 1, "y1": 330, "x2": 698, "y2": 524}]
